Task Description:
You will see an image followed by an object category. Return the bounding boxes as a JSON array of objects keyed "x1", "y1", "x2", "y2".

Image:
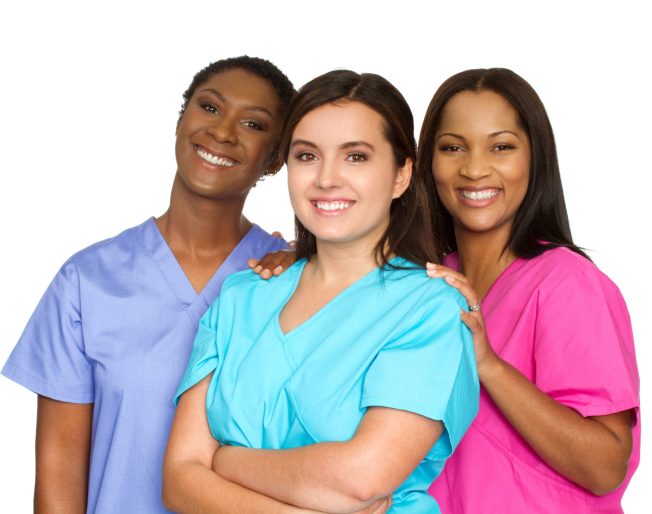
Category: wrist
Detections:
[{"x1": 478, "y1": 352, "x2": 507, "y2": 385}]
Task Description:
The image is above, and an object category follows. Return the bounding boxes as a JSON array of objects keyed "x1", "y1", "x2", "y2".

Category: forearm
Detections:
[
  {"x1": 35, "y1": 397, "x2": 92, "y2": 514},
  {"x1": 164, "y1": 459, "x2": 322, "y2": 514},
  {"x1": 213, "y1": 442, "x2": 378, "y2": 513},
  {"x1": 482, "y1": 358, "x2": 632, "y2": 494},
  {"x1": 35, "y1": 446, "x2": 89, "y2": 514},
  {"x1": 213, "y1": 409, "x2": 440, "y2": 513},
  {"x1": 35, "y1": 470, "x2": 87, "y2": 514}
]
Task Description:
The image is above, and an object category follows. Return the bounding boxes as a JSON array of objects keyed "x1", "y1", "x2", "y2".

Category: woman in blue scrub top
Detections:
[
  {"x1": 2, "y1": 56, "x2": 294, "y2": 514},
  {"x1": 164, "y1": 70, "x2": 480, "y2": 513}
]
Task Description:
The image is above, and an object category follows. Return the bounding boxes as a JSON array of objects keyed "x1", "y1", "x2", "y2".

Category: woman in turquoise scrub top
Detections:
[
  {"x1": 2, "y1": 56, "x2": 294, "y2": 514},
  {"x1": 164, "y1": 70, "x2": 480, "y2": 513}
]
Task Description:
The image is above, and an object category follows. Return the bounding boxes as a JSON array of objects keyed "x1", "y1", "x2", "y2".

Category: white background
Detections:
[{"x1": 0, "y1": 1, "x2": 649, "y2": 511}]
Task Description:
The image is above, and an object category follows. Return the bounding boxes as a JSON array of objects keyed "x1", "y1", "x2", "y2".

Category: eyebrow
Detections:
[
  {"x1": 289, "y1": 139, "x2": 375, "y2": 151},
  {"x1": 437, "y1": 130, "x2": 521, "y2": 141},
  {"x1": 198, "y1": 87, "x2": 275, "y2": 118}
]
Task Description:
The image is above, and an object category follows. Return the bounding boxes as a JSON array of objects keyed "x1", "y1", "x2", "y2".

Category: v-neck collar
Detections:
[
  {"x1": 276, "y1": 256, "x2": 403, "y2": 340},
  {"x1": 141, "y1": 217, "x2": 263, "y2": 314}
]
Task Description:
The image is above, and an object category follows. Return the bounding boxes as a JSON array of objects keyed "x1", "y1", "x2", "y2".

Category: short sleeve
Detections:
[
  {"x1": 174, "y1": 297, "x2": 221, "y2": 404},
  {"x1": 535, "y1": 268, "x2": 639, "y2": 417},
  {"x1": 361, "y1": 290, "x2": 479, "y2": 460},
  {"x1": 1, "y1": 263, "x2": 94, "y2": 403}
]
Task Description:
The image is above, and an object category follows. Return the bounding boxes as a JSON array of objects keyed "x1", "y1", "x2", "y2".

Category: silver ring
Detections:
[{"x1": 469, "y1": 303, "x2": 481, "y2": 312}]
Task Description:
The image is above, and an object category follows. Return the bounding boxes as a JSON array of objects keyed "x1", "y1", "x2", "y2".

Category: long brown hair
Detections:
[
  {"x1": 281, "y1": 69, "x2": 442, "y2": 267},
  {"x1": 418, "y1": 68, "x2": 588, "y2": 260}
]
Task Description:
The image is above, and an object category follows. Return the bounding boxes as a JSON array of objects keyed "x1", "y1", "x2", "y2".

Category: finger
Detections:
[
  {"x1": 426, "y1": 266, "x2": 468, "y2": 284},
  {"x1": 288, "y1": 240, "x2": 297, "y2": 249},
  {"x1": 259, "y1": 268, "x2": 273, "y2": 280},
  {"x1": 247, "y1": 258, "x2": 259, "y2": 269},
  {"x1": 257, "y1": 252, "x2": 287, "y2": 271},
  {"x1": 271, "y1": 231, "x2": 284, "y2": 239},
  {"x1": 460, "y1": 309, "x2": 484, "y2": 334},
  {"x1": 443, "y1": 275, "x2": 480, "y2": 307},
  {"x1": 252, "y1": 264, "x2": 263, "y2": 275},
  {"x1": 272, "y1": 265, "x2": 284, "y2": 276}
]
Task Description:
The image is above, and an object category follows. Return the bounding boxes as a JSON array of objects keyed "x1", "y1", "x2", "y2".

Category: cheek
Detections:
[{"x1": 286, "y1": 168, "x2": 310, "y2": 208}]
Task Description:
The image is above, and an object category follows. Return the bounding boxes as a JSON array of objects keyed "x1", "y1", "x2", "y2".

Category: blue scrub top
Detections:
[
  {"x1": 2, "y1": 218, "x2": 287, "y2": 514},
  {"x1": 177, "y1": 257, "x2": 479, "y2": 513}
]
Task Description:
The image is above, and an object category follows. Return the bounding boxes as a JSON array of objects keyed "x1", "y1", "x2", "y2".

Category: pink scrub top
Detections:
[{"x1": 429, "y1": 247, "x2": 640, "y2": 513}]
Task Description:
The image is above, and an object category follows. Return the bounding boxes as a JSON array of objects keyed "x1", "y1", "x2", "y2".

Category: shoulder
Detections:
[
  {"x1": 49, "y1": 220, "x2": 149, "y2": 286},
  {"x1": 383, "y1": 257, "x2": 467, "y2": 315},
  {"x1": 524, "y1": 247, "x2": 623, "y2": 304},
  {"x1": 220, "y1": 257, "x2": 305, "y2": 302},
  {"x1": 246, "y1": 224, "x2": 289, "y2": 254},
  {"x1": 61, "y1": 219, "x2": 150, "y2": 270}
]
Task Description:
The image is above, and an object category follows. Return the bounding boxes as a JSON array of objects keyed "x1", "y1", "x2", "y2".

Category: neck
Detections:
[
  {"x1": 307, "y1": 238, "x2": 383, "y2": 287},
  {"x1": 156, "y1": 173, "x2": 251, "y2": 255},
  {"x1": 455, "y1": 224, "x2": 515, "y2": 299}
]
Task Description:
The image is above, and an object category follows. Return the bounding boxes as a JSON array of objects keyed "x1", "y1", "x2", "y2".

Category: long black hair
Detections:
[{"x1": 418, "y1": 68, "x2": 588, "y2": 260}]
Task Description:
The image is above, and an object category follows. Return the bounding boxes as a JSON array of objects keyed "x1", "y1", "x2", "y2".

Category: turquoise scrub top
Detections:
[{"x1": 176, "y1": 257, "x2": 479, "y2": 513}]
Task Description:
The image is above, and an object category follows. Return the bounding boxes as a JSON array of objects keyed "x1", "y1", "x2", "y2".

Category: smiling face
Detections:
[
  {"x1": 432, "y1": 89, "x2": 531, "y2": 242},
  {"x1": 174, "y1": 68, "x2": 281, "y2": 200},
  {"x1": 287, "y1": 101, "x2": 411, "y2": 252}
]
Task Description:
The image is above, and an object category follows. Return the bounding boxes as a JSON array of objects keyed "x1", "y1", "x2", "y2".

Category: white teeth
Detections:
[
  {"x1": 315, "y1": 201, "x2": 353, "y2": 211},
  {"x1": 460, "y1": 189, "x2": 499, "y2": 200},
  {"x1": 196, "y1": 148, "x2": 236, "y2": 167}
]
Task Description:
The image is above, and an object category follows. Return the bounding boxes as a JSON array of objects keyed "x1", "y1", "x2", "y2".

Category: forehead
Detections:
[
  {"x1": 293, "y1": 101, "x2": 385, "y2": 143},
  {"x1": 195, "y1": 68, "x2": 280, "y2": 115},
  {"x1": 439, "y1": 90, "x2": 522, "y2": 133}
]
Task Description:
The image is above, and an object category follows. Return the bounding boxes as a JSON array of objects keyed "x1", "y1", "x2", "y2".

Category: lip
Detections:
[
  {"x1": 193, "y1": 144, "x2": 240, "y2": 168},
  {"x1": 310, "y1": 198, "x2": 356, "y2": 216},
  {"x1": 456, "y1": 187, "x2": 502, "y2": 207}
]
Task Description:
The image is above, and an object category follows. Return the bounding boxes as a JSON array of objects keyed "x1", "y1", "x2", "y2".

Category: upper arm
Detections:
[
  {"x1": 3, "y1": 264, "x2": 94, "y2": 403},
  {"x1": 534, "y1": 268, "x2": 639, "y2": 417},
  {"x1": 35, "y1": 396, "x2": 93, "y2": 513},
  {"x1": 362, "y1": 290, "x2": 479, "y2": 460},
  {"x1": 165, "y1": 374, "x2": 219, "y2": 476},
  {"x1": 349, "y1": 407, "x2": 443, "y2": 497}
]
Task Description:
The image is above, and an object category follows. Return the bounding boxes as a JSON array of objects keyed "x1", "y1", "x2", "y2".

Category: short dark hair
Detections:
[
  {"x1": 417, "y1": 68, "x2": 588, "y2": 260},
  {"x1": 281, "y1": 69, "x2": 441, "y2": 267},
  {"x1": 178, "y1": 56, "x2": 295, "y2": 176}
]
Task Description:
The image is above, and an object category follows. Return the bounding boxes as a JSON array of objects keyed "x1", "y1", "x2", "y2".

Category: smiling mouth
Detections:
[
  {"x1": 459, "y1": 189, "x2": 500, "y2": 201},
  {"x1": 195, "y1": 146, "x2": 238, "y2": 167},
  {"x1": 313, "y1": 200, "x2": 354, "y2": 212}
]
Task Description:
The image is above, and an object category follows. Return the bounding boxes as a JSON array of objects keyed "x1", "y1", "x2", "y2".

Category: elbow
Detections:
[
  {"x1": 585, "y1": 461, "x2": 630, "y2": 496},
  {"x1": 161, "y1": 465, "x2": 183, "y2": 512},
  {"x1": 582, "y1": 449, "x2": 631, "y2": 496},
  {"x1": 343, "y1": 465, "x2": 396, "y2": 506}
]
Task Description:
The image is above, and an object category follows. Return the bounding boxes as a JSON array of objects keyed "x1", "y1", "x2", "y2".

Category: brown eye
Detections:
[
  {"x1": 201, "y1": 102, "x2": 220, "y2": 115},
  {"x1": 295, "y1": 152, "x2": 317, "y2": 162},
  {"x1": 494, "y1": 144, "x2": 515, "y2": 151},
  {"x1": 346, "y1": 152, "x2": 368, "y2": 162},
  {"x1": 242, "y1": 120, "x2": 264, "y2": 131}
]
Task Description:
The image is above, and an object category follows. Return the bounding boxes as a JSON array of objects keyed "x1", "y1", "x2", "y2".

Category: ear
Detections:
[{"x1": 392, "y1": 157, "x2": 413, "y2": 199}]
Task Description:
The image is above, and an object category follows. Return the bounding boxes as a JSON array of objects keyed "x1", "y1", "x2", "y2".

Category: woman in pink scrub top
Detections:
[{"x1": 421, "y1": 68, "x2": 639, "y2": 513}]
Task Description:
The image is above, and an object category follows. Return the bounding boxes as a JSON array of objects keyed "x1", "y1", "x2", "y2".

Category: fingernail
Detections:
[{"x1": 273, "y1": 265, "x2": 283, "y2": 274}]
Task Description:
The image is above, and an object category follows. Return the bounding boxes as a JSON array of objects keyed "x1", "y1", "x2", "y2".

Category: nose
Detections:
[
  {"x1": 460, "y1": 149, "x2": 491, "y2": 180},
  {"x1": 206, "y1": 116, "x2": 238, "y2": 145},
  {"x1": 314, "y1": 158, "x2": 342, "y2": 190}
]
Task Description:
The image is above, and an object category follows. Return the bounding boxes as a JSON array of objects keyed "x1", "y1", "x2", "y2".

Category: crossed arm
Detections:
[{"x1": 163, "y1": 375, "x2": 442, "y2": 513}]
